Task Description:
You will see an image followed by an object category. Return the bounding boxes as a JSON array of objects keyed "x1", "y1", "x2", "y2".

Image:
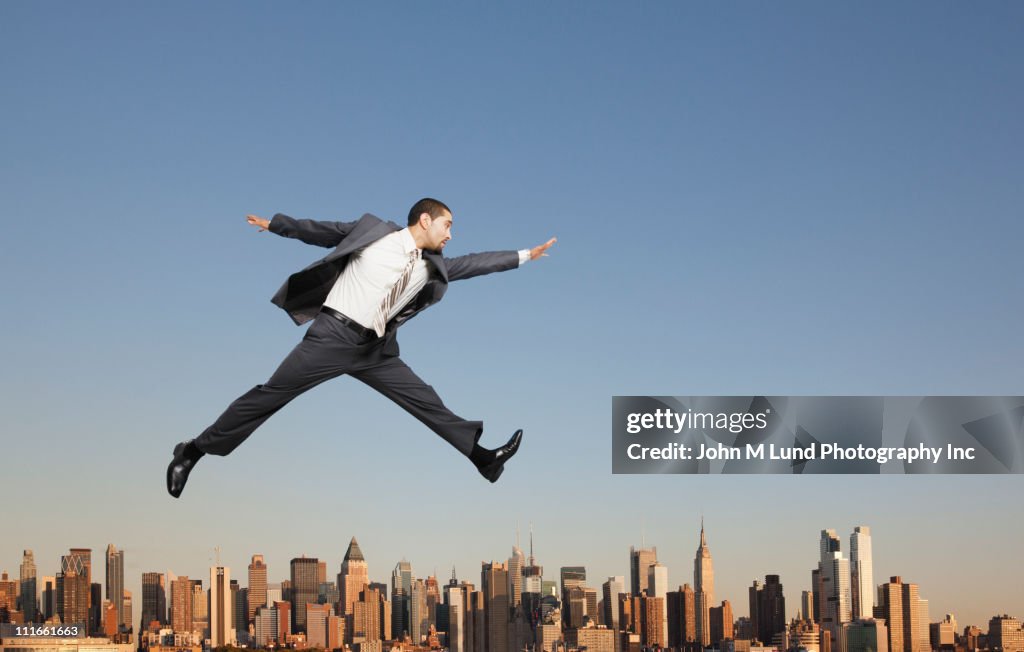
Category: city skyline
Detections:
[{"x1": 2, "y1": 519, "x2": 1018, "y2": 632}]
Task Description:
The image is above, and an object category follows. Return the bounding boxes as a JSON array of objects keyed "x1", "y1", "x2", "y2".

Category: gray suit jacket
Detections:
[{"x1": 268, "y1": 213, "x2": 519, "y2": 355}]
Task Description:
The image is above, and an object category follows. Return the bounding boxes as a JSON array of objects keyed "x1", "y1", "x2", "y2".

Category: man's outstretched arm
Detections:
[
  {"x1": 446, "y1": 237, "x2": 557, "y2": 281},
  {"x1": 246, "y1": 213, "x2": 356, "y2": 248}
]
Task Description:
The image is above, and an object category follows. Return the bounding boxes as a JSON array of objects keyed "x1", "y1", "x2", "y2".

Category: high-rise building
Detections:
[
  {"x1": 41, "y1": 576, "x2": 56, "y2": 621},
  {"x1": 988, "y1": 615, "x2": 1024, "y2": 652},
  {"x1": 248, "y1": 555, "x2": 268, "y2": 623},
  {"x1": 818, "y1": 530, "x2": 852, "y2": 644},
  {"x1": 191, "y1": 580, "x2": 207, "y2": 628},
  {"x1": 0, "y1": 572, "x2": 17, "y2": 618},
  {"x1": 648, "y1": 562, "x2": 669, "y2": 644},
  {"x1": 410, "y1": 579, "x2": 429, "y2": 642},
  {"x1": 392, "y1": 560, "x2": 413, "y2": 639},
  {"x1": 171, "y1": 576, "x2": 194, "y2": 633},
  {"x1": 630, "y1": 546, "x2": 658, "y2": 598},
  {"x1": 210, "y1": 566, "x2": 234, "y2": 647},
  {"x1": 709, "y1": 600, "x2": 733, "y2": 646},
  {"x1": 602, "y1": 577, "x2": 625, "y2": 634},
  {"x1": 560, "y1": 567, "x2": 587, "y2": 630},
  {"x1": 340, "y1": 538, "x2": 370, "y2": 619},
  {"x1": 930, "y1": 614, "x2": 956, "y2": 650},
  {"x1": 448, "y1": 587, "x2": 466, "y2": 652},
  {"x1": 354, "y1": 585, "x2": 385, "y2": 643},
  {"x1": 105, "y1": 545, "x2": 124, "y2": 629},
  {"x1": 694, "y1": 521, "x2": 715, "y2": 647},
  {"x1": 141, "y1": 572, "x2": 167, "y2": 627},
  {"x1": 327, "y1": 614, "x2": 345, "y2": 649},
  {"x1": 19, "y1": 550, "x2": 38, "y2": 623},
  {"x1": 274, "y1": 601, "x2": 292, "y2": 643},
  {"x1": 255, "y1": 605, "x2": 279, "y2": 647},
  {"x1": 667, "y1": 584, "x2": 697, "y2": 647},
  {"x1": 483, "y1": 562, "x2": 509, "y2": 652},
  {"x1": 290, "y1": 556, "x2": 320, "y2": 633},
  {"x1": 850, "y1": 527, "x2": 874, "y2": 621},
  {"x1": 122, "y1": 590, "x2": 132, "y2": 632},
  {"x1": 508, "y1": 545, "x2": 525, "y2": 608},
  {"x1": 58, "y1": 549, "x2": 92, "y2": 628},
  {"x1": 306, "y1": 602, "x2": 332, "y2": 648},
  {"x1": 802, "y1": 591, "x2": 815, "y2": 625},
  {"x1": 232, "y1": 581, "x2": 247, "y2": 642},
  {"x1": 750, "y1": 575, "x2": 786, "y2": 645},
  {"x1": 641, "y1": 593, "x2": 665, "y2": 647},
  {"x1": 875, "y1": 577, "x2": 928, "y2": 652}
]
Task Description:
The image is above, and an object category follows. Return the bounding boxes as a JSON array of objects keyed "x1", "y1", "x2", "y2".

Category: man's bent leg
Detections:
[
  {"x1": 349, "y1": 356, "x2": 482, "y2": 457},
  {"x1": 194, "y1": 315, "x2": 359, "y2": 456}
]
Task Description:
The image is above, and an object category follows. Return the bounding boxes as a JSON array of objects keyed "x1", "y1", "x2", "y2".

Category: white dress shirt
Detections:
[{"x1": 324, "y1": 227, "x2": 531, "y2": 330}]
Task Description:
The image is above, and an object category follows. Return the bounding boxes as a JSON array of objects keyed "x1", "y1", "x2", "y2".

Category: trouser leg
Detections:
[
  {"x1": 194, "y1": 315, "x2": 358, "y2": 456},
  {"x1": 349, "y1": 356, "x2": 483, "y2": 457}
]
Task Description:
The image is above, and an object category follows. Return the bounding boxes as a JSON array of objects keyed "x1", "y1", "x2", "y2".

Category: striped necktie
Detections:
[{"x1": 372, "y1": 248, "x2": 421, "y2": 337}]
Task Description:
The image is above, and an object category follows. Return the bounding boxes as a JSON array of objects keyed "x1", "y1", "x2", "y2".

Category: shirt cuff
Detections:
[{"x1": 517, "y1": 249, "x2": 531, "y2": 266}]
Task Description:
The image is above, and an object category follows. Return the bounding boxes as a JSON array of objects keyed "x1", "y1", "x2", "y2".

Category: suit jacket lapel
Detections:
[{"x1": 423, "y1": 250, "x2": 448, "y2": 283}]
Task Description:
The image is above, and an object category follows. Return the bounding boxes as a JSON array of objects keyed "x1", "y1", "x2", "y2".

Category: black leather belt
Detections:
[{"x1": 320, "y1": 306, "x2": 377, "y2": 339}]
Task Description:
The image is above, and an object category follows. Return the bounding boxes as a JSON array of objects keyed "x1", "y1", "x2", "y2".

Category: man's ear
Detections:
[{"x1": 417, "y1": 212, "x2": 432, "y2": 229}]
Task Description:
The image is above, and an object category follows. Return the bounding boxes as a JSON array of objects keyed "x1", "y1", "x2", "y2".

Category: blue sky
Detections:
[{"x1": 1, "y1": 2, "x2": 1022, "y2": 628}]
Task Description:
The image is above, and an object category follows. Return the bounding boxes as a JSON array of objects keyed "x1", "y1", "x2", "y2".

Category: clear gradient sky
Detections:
[{"x1": 1, "y1": 2, "x2": 1022, "y2": 629}]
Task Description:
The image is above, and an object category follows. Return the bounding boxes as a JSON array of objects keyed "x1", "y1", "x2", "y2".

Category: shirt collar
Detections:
[{"x1": 397, "y1": 228, "x2": 421, "y2": 256}]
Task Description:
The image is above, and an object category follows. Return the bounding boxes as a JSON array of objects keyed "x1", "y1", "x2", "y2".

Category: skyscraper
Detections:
[
  {"x1": 339, "y1": 538, "x2": 369, "y2": 619},
  {"x1": 410, "y1": 578, "x2": 428, "y2": 642},
  {"x1": 560, "y1": 566, "x2": 586, "y2": 630},
  {"x1": 709, "y1": 600, "x2": 733, "y2": 646},
  {"x1": 248, "y1": 555, "x2": 268, "y2": 623},
  {"x1": 105, "y1": 545, "x2": 124, "y2": 629},
  {"x1": 171, "y1": 575, "x2": 194, "y2": 633},
  {"x1": 306, "y1": 602, "x2": 331, "y2": 648},
  {"x1": 59, "y1": 549, "x2": 91, "y2": 628},
  {"x1": 20, "y1": 550, "x2": 38, "y2": 623},
  {"x1": 875, "y1": 576, "x2": 928, "y2": 652},
  {"x1": 667, "y1": 584, "x2": 697, "y2": 647},
  {"x1": 141, "y1": 572, "x2": 167, "y2": 627},
  {"x1": 818, "y1": 530, "x2": 852, "y2": 644},
  {"x1": 648, "y1": 562, "x2": 669, "y2": 644},
  {"x1": 448, "y1": 585, "x2": 466, "y2": 652},
  {"x1": 694, "y1": 521, "x2": 715, "y2": 647},
  {"x1": 0, "y1": 572, "x2": 17, "y2": 617},
  {"x1": 210, "y1": 565, "x2": 234, "y2": 647},
  {"x1": 508, "y1": 545, "x2": 525, "y2": 608},
  {"x1": 602, "y1": 576, "x2": 625, "y2": 634},
  {"x1": 290, "y1": 556, "x2": 319, "y2": 632},
  {"x1": 850, "y1": 527, "x2": 874, "y2": 621},
  {"x1": 629, "y1": 546, "x2": 657, "y2": 597},
  {"x1": 392, "y1": 560, "x2": 412, "y2": 639},
  {"x1": 483, "y1": 562, "x2": 510, "y2": 652},
  {"x1": 750, "y1": 575, "x2": 786, "y2": 645}
]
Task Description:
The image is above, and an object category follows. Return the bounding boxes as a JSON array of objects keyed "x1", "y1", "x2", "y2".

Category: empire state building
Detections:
[{"x1": 694, "y1": 520, "x2": 715, "y2": 647}]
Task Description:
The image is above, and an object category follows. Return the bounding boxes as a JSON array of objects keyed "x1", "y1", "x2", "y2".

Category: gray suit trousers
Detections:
[{"x1": 194, "y1": 312, "x2": 483, "y2": 457}]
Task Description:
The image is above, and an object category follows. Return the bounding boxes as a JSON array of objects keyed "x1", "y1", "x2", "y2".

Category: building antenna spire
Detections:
[{"x1": 529, "y1": 522, "x2": 536, "y2": 566}]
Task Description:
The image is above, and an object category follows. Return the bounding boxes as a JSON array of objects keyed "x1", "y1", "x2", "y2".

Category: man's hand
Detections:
[
  {"x1": 530, "y1": 237, "x2": 557, "y2": 260},
  {"x1": 247, "y1": 214, "x2": 271, "y2": 232}
]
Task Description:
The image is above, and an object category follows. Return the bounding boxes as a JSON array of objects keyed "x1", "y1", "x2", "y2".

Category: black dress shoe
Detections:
[
  {"x1": 167, "y1": 440, "x2": 201, "y2": 498},
  {"x1": 477, "y1": 429, "x2": 523, "y2": 483}
]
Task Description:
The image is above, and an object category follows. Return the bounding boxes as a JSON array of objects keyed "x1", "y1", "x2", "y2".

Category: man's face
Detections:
[{"x1": 422, "y1": 211, "x2": 453, "y2": 251}]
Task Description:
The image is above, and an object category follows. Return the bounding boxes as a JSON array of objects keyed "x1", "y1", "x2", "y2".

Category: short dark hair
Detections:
[{"x1": 407, "y1": 197, "x2": 451, "y2": 226}]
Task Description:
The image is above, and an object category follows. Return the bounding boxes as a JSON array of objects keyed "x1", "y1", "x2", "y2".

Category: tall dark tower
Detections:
[{"x1": 693, "y1": 520, "x2": 715, "y2": 647}]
